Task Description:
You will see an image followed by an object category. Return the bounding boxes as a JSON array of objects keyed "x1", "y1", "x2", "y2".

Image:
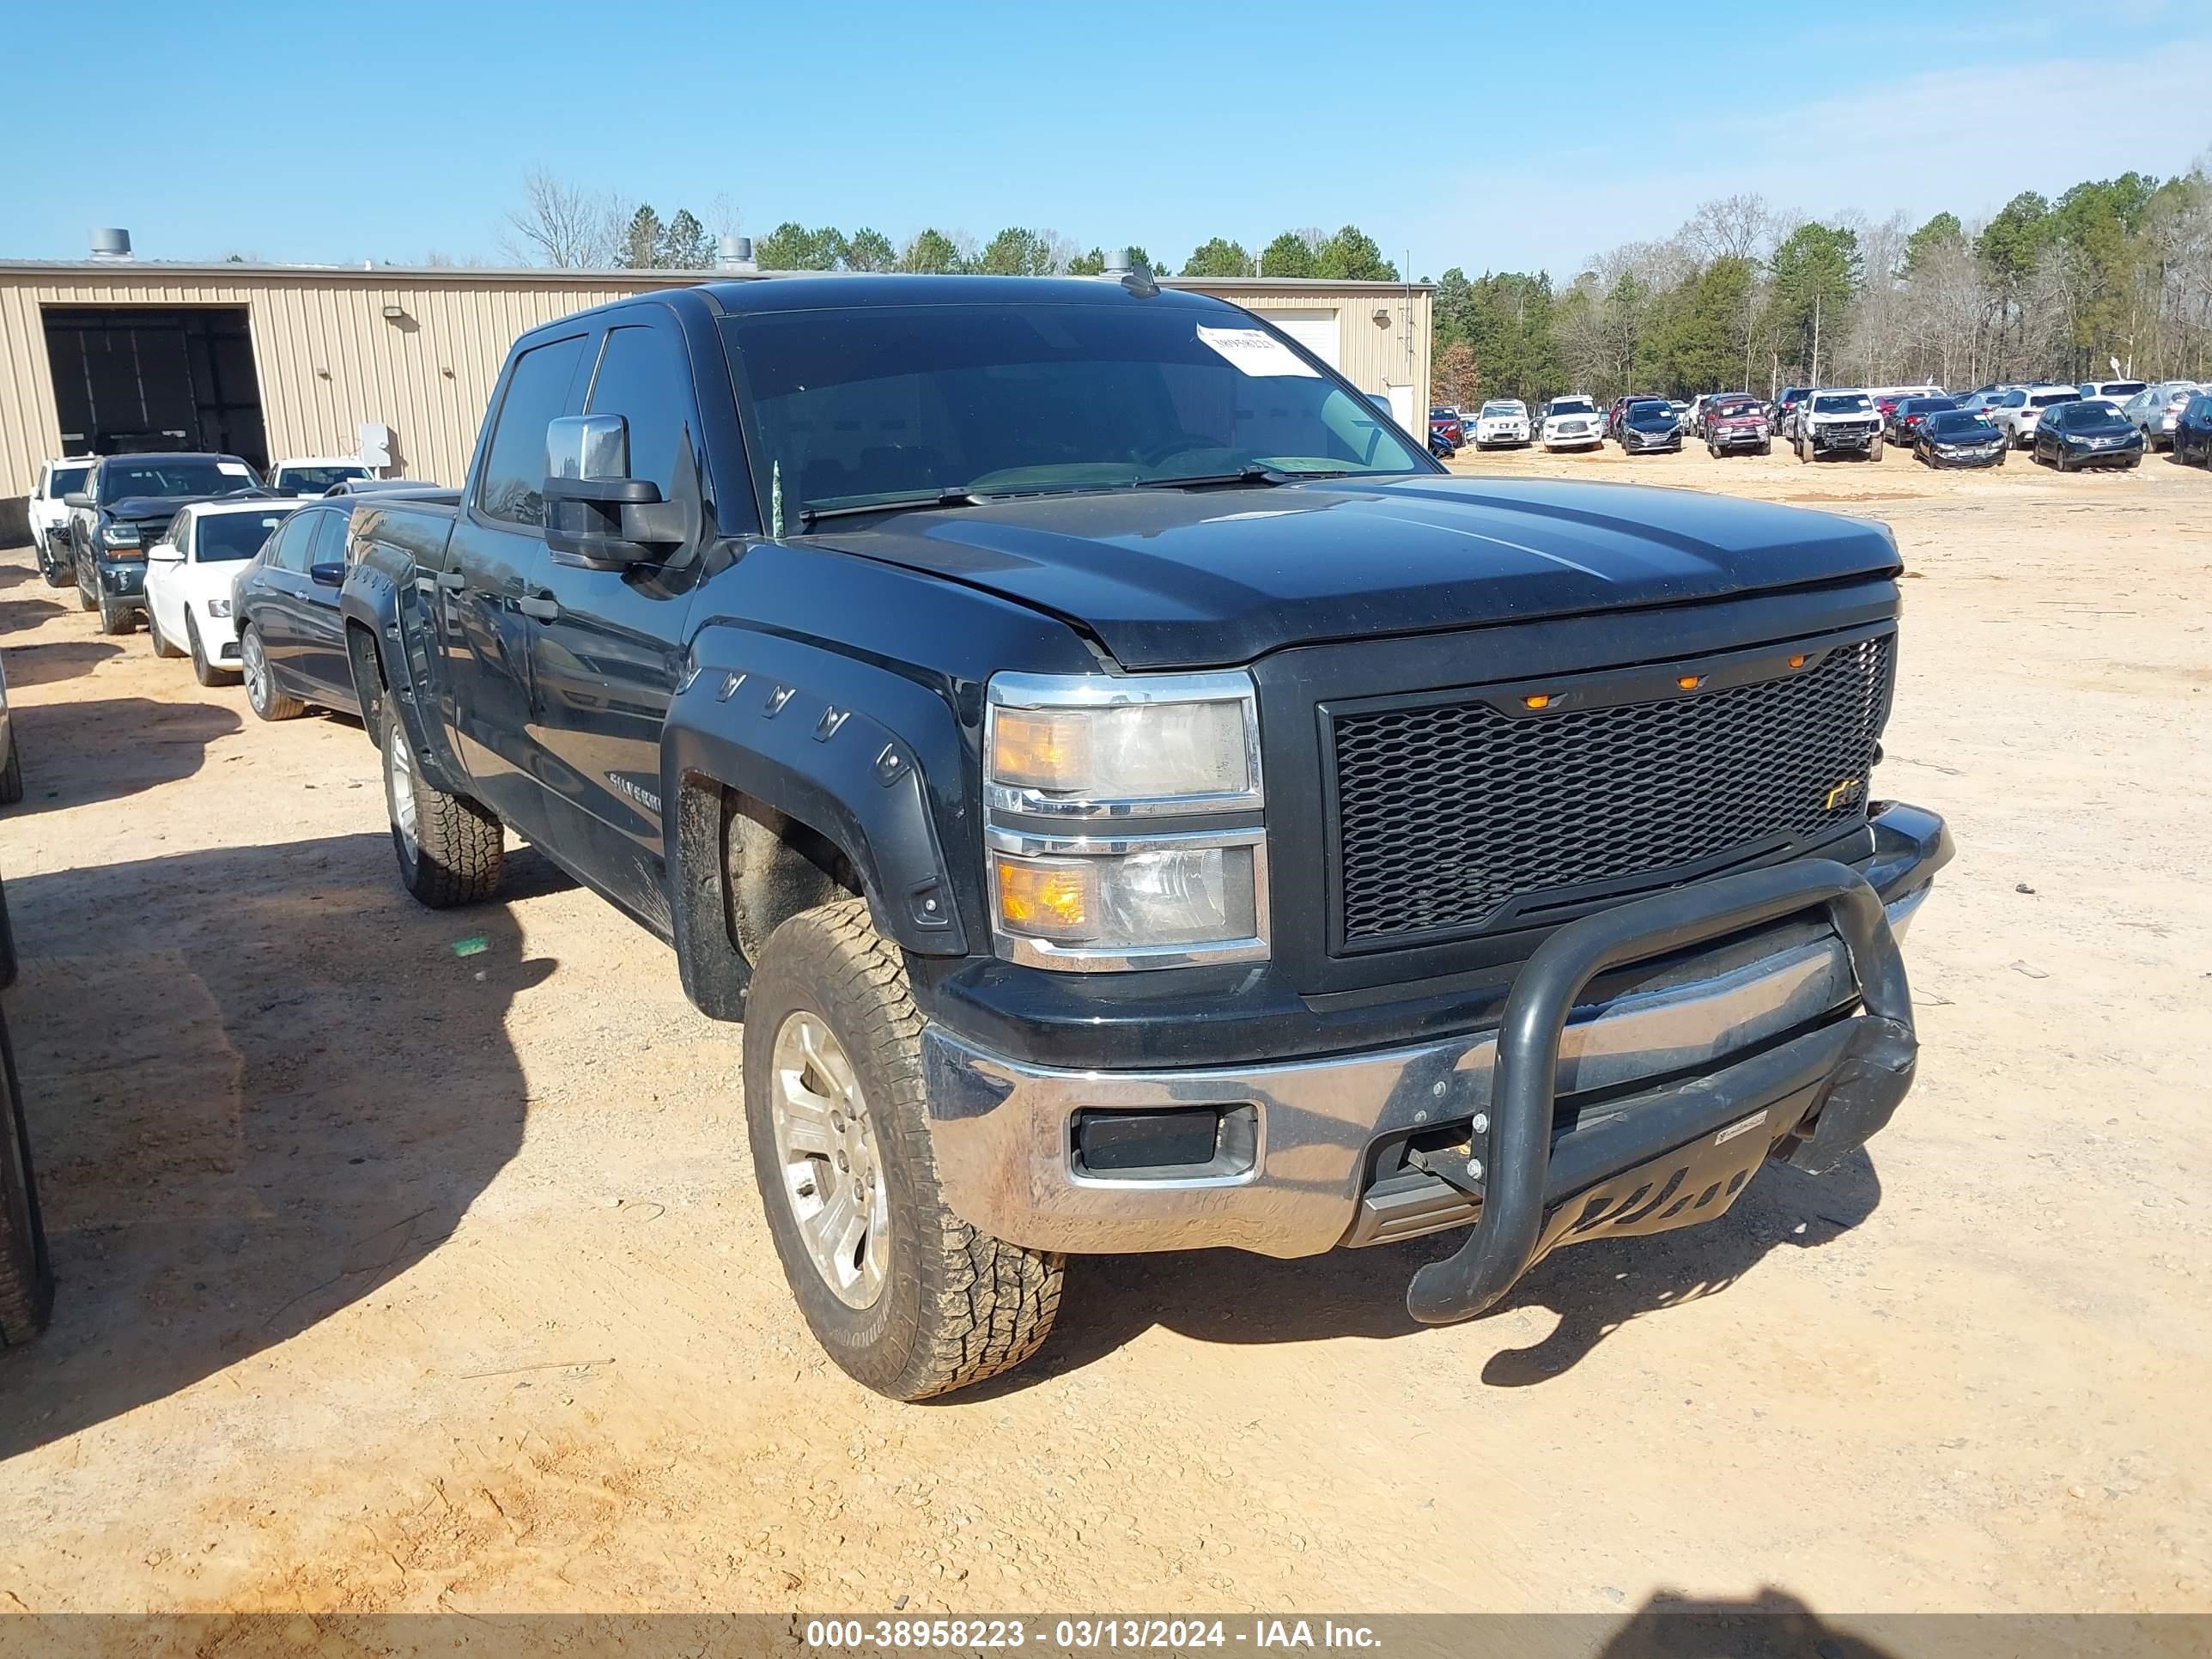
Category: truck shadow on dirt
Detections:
[
  {"x1": 1021, "y1": 1152, "x2": 1881, "y2": 1392},
  {"x1": 4, "y1": 696, "x2": 240, "y2": 814},
  {"x1": 1595, "y1": 1587, "x2": 1901, "y2": 1658},
  {"x1": 0, "y1": 595, "x2": 70, "y2": 634},
  {"x1": 0, "y1": 832, "x2": 556, "y2": 1461},
  {"x1": 1, "y1": 639, "x2": 125, "y2": 688}
]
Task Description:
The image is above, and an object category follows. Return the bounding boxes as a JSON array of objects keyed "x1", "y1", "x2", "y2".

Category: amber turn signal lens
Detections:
[
  {"x1": 1521, "y1": 694, "x2": 1552, "y2": 710},
  {"x1": 1788, "y1": 653, "x2": 1808, "y2": 669},
  {"x1": 990, "y1": 709, "x2": 1091, "y2": 791},
  {"x1": 1676, "y1": 675, "x2": 1705, "y2": 690},
  {"x1": 994, "y1": 857, "x2": 1092, "y2": 939}
]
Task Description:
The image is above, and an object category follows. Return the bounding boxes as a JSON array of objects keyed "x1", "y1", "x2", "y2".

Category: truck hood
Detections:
[{"x1": 809, "y1": 475, "x2": 1900, "y2": 669}]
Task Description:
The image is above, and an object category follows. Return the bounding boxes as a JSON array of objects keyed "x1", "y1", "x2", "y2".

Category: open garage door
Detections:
[
  {"x1": 1249, "y1": 307, "x2": 1340, "y2": 370},
  {"x1": 43, "y1": 307, "x2": 268, "y2": 467}
]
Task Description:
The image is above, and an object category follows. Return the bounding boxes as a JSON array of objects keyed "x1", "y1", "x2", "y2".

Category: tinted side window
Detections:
[
  {"x1": 479, "y1": 333, "x2": 589, "y2": 526},
  {"x1": 309, "y1": 510, "x2": 351, "y2": 568},
  {"x1": 273, "y1": 512, "x2": 321, "y2": 573},
  {"x1": 584, "y1": 324, "x2": 696, "y2": 501}
]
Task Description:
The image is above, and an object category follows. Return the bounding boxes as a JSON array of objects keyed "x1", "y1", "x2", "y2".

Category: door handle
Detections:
[
  {"x1": 515, "y1": 596, "x2": 560, "y2": 622},
  {"x1": 435, "y1": 570, "x2": 467, "y2": 591}
]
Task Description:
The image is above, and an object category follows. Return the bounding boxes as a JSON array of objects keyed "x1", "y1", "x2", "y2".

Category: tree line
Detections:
[
  {"x1": 503, "y1": 172, "x2": 1400, "y2": 281},
  {"x1": 1433, "y1": 159, "x2": 2212, "y2": 408}
]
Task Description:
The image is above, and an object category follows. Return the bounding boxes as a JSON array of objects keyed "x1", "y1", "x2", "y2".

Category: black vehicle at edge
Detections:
[
  {"x1": 339, "y1": 275, "x2": 1952, "y2": 1400},
  {"x1": 2173, "y1": 390, "x2": 2212, "y2": 467},
  {"x1": 62, "y1": 453, "x2": 265, "y2": 634},
  {"x1": 2032, "y1": 399, "x2": 2145, "y2": 472},
  {"x1": 1912, "y1": 410, "x2": 2008, "y2": 468}
]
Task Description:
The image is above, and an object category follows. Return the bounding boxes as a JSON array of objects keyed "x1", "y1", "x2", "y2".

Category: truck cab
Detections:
[{"x1": 342, "y1": 276, "x2": 1950, "y2": 1400}]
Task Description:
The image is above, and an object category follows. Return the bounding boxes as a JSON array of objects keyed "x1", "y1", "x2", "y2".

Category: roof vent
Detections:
[
  {"x1": 1103, "y1": 248, "x2": 1158, "y2": 297},
  {"x1": 89, "y1": 228, "x2": 132, "y2": 261},
  {"x1": 720, "y1": 234, "x2": 757, "y2": 274}
]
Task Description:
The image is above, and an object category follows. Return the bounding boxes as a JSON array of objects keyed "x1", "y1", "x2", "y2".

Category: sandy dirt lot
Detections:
[{"x1": 1, "y1": 441, "x2": 2208, "y2": 1626}]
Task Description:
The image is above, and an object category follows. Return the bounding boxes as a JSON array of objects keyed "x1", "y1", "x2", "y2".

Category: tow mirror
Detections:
[
  {"x1": 543, "y1": 413, "x2": 686, "y2": 567},
  {"x1": 64, "y1": 491, "x2": 92, "y2": 509}
]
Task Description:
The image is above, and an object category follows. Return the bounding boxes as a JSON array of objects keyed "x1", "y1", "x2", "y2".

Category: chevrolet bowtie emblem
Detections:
[{"x1": 1823, "y1": 778, "x2": 1863, "y2": 812}]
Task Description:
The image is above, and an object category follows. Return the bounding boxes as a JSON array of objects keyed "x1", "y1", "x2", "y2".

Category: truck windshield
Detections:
[
  {"x1": 721, "y1": 302, "x2": 1430, "y2": 518},
  {"x1": 99, "y1": 459, "x2": 253, "y2": 503},
  {"x1": 275, "y1": 465, "x2": 370, "y2": 493},
  {"x1": 1813, "y1": 394, "x2": 1874, "y2": 415}
]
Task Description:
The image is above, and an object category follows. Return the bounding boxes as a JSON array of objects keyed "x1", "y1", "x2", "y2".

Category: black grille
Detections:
[{"x1": 1328, "y1": 635, "x2": 1893, "y2": 947}]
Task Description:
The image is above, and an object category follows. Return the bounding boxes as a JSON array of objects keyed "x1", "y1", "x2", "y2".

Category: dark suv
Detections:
[
  {"x1": 63, "y1": 453, "x2": 265, "y2": 633},
  {"x1": 339, "y1": 276, "x2": 1950, "y2": 1399}
]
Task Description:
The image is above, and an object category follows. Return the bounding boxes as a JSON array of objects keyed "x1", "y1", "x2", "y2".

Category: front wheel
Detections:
[
  {"x1": 95, "y1": 593, "x2": 136, "y2": 635},
  {"x1": 148, "y1": 605, "x2": 184, "y2": 659},
  {"x1": 240, "y1": 627, "x2": 305, "y2": 720},
  {"x1": 188, "y1": 615, "x2": 234, "y2": 687},
  {"x1": 381, "y1": 700, "x2": 504, "y2": 908},
  {"x1": 1868, "y1": 437, "x2": 1884, "y2": 462},
  {"x1": 38, "y1": 547, "x2": 70, "y2": 591},
  {"x1": 744, "y1": 899, "x2": 1064, "y2": 1401}
]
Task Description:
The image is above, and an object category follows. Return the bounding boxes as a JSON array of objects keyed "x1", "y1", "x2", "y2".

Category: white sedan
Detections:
[
  {"x1": 1471, "y1": 399, "x2": 1532, "y2": 448},
  {"x1": 143, "y1": 499, "x2": 293, "y2": 684},
  {"x1": 1540, "y1": 396, "x2": 1603, "y2": 451}
]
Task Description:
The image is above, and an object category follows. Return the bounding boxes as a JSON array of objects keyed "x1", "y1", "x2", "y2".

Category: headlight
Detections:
[
  {"x1": 985, "y1": 672, "x2": 1267, "y2": 969},
  {"x1": 100, "y1": 523, "x2": 140, "y2": 548},
  {"x1": 987, "y1": 672, "x2": 1259, "y2": 813},
  {"x1": 204, "y1": 599, "x2": 233, "y2": 618}
]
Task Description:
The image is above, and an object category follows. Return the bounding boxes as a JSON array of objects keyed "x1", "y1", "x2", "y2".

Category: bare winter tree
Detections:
[
  {"x1": 1683, "y1": 194, "x2": 1784, "y2": 264},
  {"x1": 501, "y1": 169, "x2": 628, "y2": 268}
]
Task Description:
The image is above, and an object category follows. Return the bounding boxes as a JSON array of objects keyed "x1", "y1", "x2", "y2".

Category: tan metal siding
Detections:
[
  {"x1": 0, "y1": 270, "x2": 690, "y2": 495},
  {"x1": 2, "y1": 270, "x2": 1430, "y2": 499}
]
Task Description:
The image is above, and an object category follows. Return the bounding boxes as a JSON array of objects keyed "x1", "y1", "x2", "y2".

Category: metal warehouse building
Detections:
[{"x1": 0, "y1": 258, "x2": 1431, "y2": 537}]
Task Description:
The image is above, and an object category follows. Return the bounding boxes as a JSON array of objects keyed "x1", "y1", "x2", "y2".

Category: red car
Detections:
[
  {"x1": 1429, "y1": 408, "x2": 1464, "y2": 448},
  {"x1": 1704, "y1": 396, "x2": 1772, "y2": 458}
]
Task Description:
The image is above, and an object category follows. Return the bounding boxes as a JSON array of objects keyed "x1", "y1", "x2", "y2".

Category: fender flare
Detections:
[
  {"x1": 661, "y1": 623, "x2": 974, "y2": 1017},
  {"x1": 337, "y1": 564, "x2": 461, "y2": 790}
]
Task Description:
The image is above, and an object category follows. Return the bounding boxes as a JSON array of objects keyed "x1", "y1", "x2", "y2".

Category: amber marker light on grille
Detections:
[
  {"x1": 1676, "y1": 675, "x2": 1705, "y2": 690},
  {"x1": 1521, "y1": 694, "x2": 1552, "y2": 709},
  {"x1": 994, "y1": 858, "x2": 1092, "y2": 939},
  {"x1": 1789, "y1": 653, "x2": 1808, "y2": 669}
]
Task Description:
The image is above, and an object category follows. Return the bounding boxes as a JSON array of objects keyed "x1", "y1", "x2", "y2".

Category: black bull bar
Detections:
[{"x1": 1405, "y1": 859, "x2": 1917, "y2": 1325}]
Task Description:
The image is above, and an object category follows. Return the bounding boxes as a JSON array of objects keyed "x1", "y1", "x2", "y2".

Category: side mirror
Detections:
[
  {"x1": 542, "y1": 413, "x2": 686, "y2": 566},
  {"x1": 149, "y1": 543, "x2": 182, "y2": 562},
  {"x1": 309, "y1": 562, "x2": 345, "y2": 588},
  {"x1": 63, "y1": 491, "x2": 92, "y2": 509}
]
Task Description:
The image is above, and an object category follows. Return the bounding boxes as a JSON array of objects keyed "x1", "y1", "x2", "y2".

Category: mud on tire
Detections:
[
  {"x1": 381, "y1": 701, "x2": 504, "y2": 908},
  {"x1": 743, "y1": 898, "x2": 1063, "y2": 1401}
]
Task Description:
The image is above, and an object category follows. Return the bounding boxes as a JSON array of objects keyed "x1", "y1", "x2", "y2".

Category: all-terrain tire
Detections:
[
  {"x1": 240, "y1": 626, "x2": 305, "y2": 720},
  {"x1": 743, "y1": 898, "x2": 1063, "y2": 1401},
  {"x1": 0, "y1": 1005, "x2": 54, "y2": 1350},
  {"x1": 39, "y1": 546, "x2": 70, "y2": 590},
  {"x1": 381, "y1": 700, "x2": 503, "y2": 908},
  {"x1": 1869, "y1": 436, "x2": 1884, "y2": 462},
  {"x1": 95, "y1": 593, "x2": 136, "y2": 635}
]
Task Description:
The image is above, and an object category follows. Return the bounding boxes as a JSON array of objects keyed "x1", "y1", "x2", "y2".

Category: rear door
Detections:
[
  {"x1": 524, "y1": 312, "x2": 709, "y2": 914},
  {"x1": 296, "y1": 510, "x2": 355, "y2": 705},
  {"x1": 438, "y1": 330, "x2": 590, "y2": 834}
]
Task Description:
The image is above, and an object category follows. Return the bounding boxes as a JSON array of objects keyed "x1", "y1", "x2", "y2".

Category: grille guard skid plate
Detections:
[{"x1": 1403, "y1": 858, "x2": 1917, "y2": 1325}]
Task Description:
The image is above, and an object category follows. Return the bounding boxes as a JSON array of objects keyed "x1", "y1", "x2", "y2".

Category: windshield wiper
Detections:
[
  {"x1": 1132, "y1": 465, "x2": 1289, "y2": 491},
  {"x1": 797, "y1": 487, "x2": 983, "y2": 528}
]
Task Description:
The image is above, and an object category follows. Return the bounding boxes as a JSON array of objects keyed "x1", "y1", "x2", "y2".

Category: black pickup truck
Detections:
[{"x1": 339, "y1": 274, "x2": 1951, "y2": 1400}]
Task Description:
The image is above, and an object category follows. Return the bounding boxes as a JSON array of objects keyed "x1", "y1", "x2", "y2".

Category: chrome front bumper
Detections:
[{"x1": 922, "y1": 875, "x2": 1934, "y2": 1259}]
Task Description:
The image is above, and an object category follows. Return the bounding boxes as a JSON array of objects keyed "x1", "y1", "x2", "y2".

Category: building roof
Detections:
[{"x1": 0, "y1": 258, "x2": 1431, "y2": 294}]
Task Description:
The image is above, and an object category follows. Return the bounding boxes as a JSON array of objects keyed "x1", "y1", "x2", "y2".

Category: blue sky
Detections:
[{"x1": 8, "y1": 0, "x2": 2207, "y2": 277}]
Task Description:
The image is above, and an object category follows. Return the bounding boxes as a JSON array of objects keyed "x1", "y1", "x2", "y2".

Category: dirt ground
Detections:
[{"x1": 1, "y1": 440, "x2": 2207, "y2": 1625}]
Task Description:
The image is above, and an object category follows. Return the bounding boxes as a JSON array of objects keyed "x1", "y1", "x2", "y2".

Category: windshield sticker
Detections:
[
  {"x1": 216, "y1": 461, "x2": 252, "y2": 477},
  {"x1": 1196, "y1": 325, "x2": 1318, "y2": 379}
]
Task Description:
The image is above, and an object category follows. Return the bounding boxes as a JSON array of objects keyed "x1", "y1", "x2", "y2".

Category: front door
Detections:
[
  {"x1": 524, "y1": 319, "x2": 707, "y2": 920},
  {"x1": 434, "y1": 330, "x2": 591, "y2": 836}
]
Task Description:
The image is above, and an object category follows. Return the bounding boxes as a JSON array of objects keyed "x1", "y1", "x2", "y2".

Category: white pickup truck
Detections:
[
  {"x1": 27, "y1": 457, "x2": 97, "y2": 587},
  {"x1": 1794, "y1": 390, "x2": 1885, "y2": 462}
]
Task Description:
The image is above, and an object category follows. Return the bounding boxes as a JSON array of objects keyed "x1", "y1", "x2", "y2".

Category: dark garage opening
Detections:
[{"x1": 43, "y1": 306, "x2": 269, "y2": 469}]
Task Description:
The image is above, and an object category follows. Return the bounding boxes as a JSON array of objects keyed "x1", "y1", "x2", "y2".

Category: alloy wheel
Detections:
[{"x1": 769, "y1": 1011, "x2": 890, "y2": 1310}]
